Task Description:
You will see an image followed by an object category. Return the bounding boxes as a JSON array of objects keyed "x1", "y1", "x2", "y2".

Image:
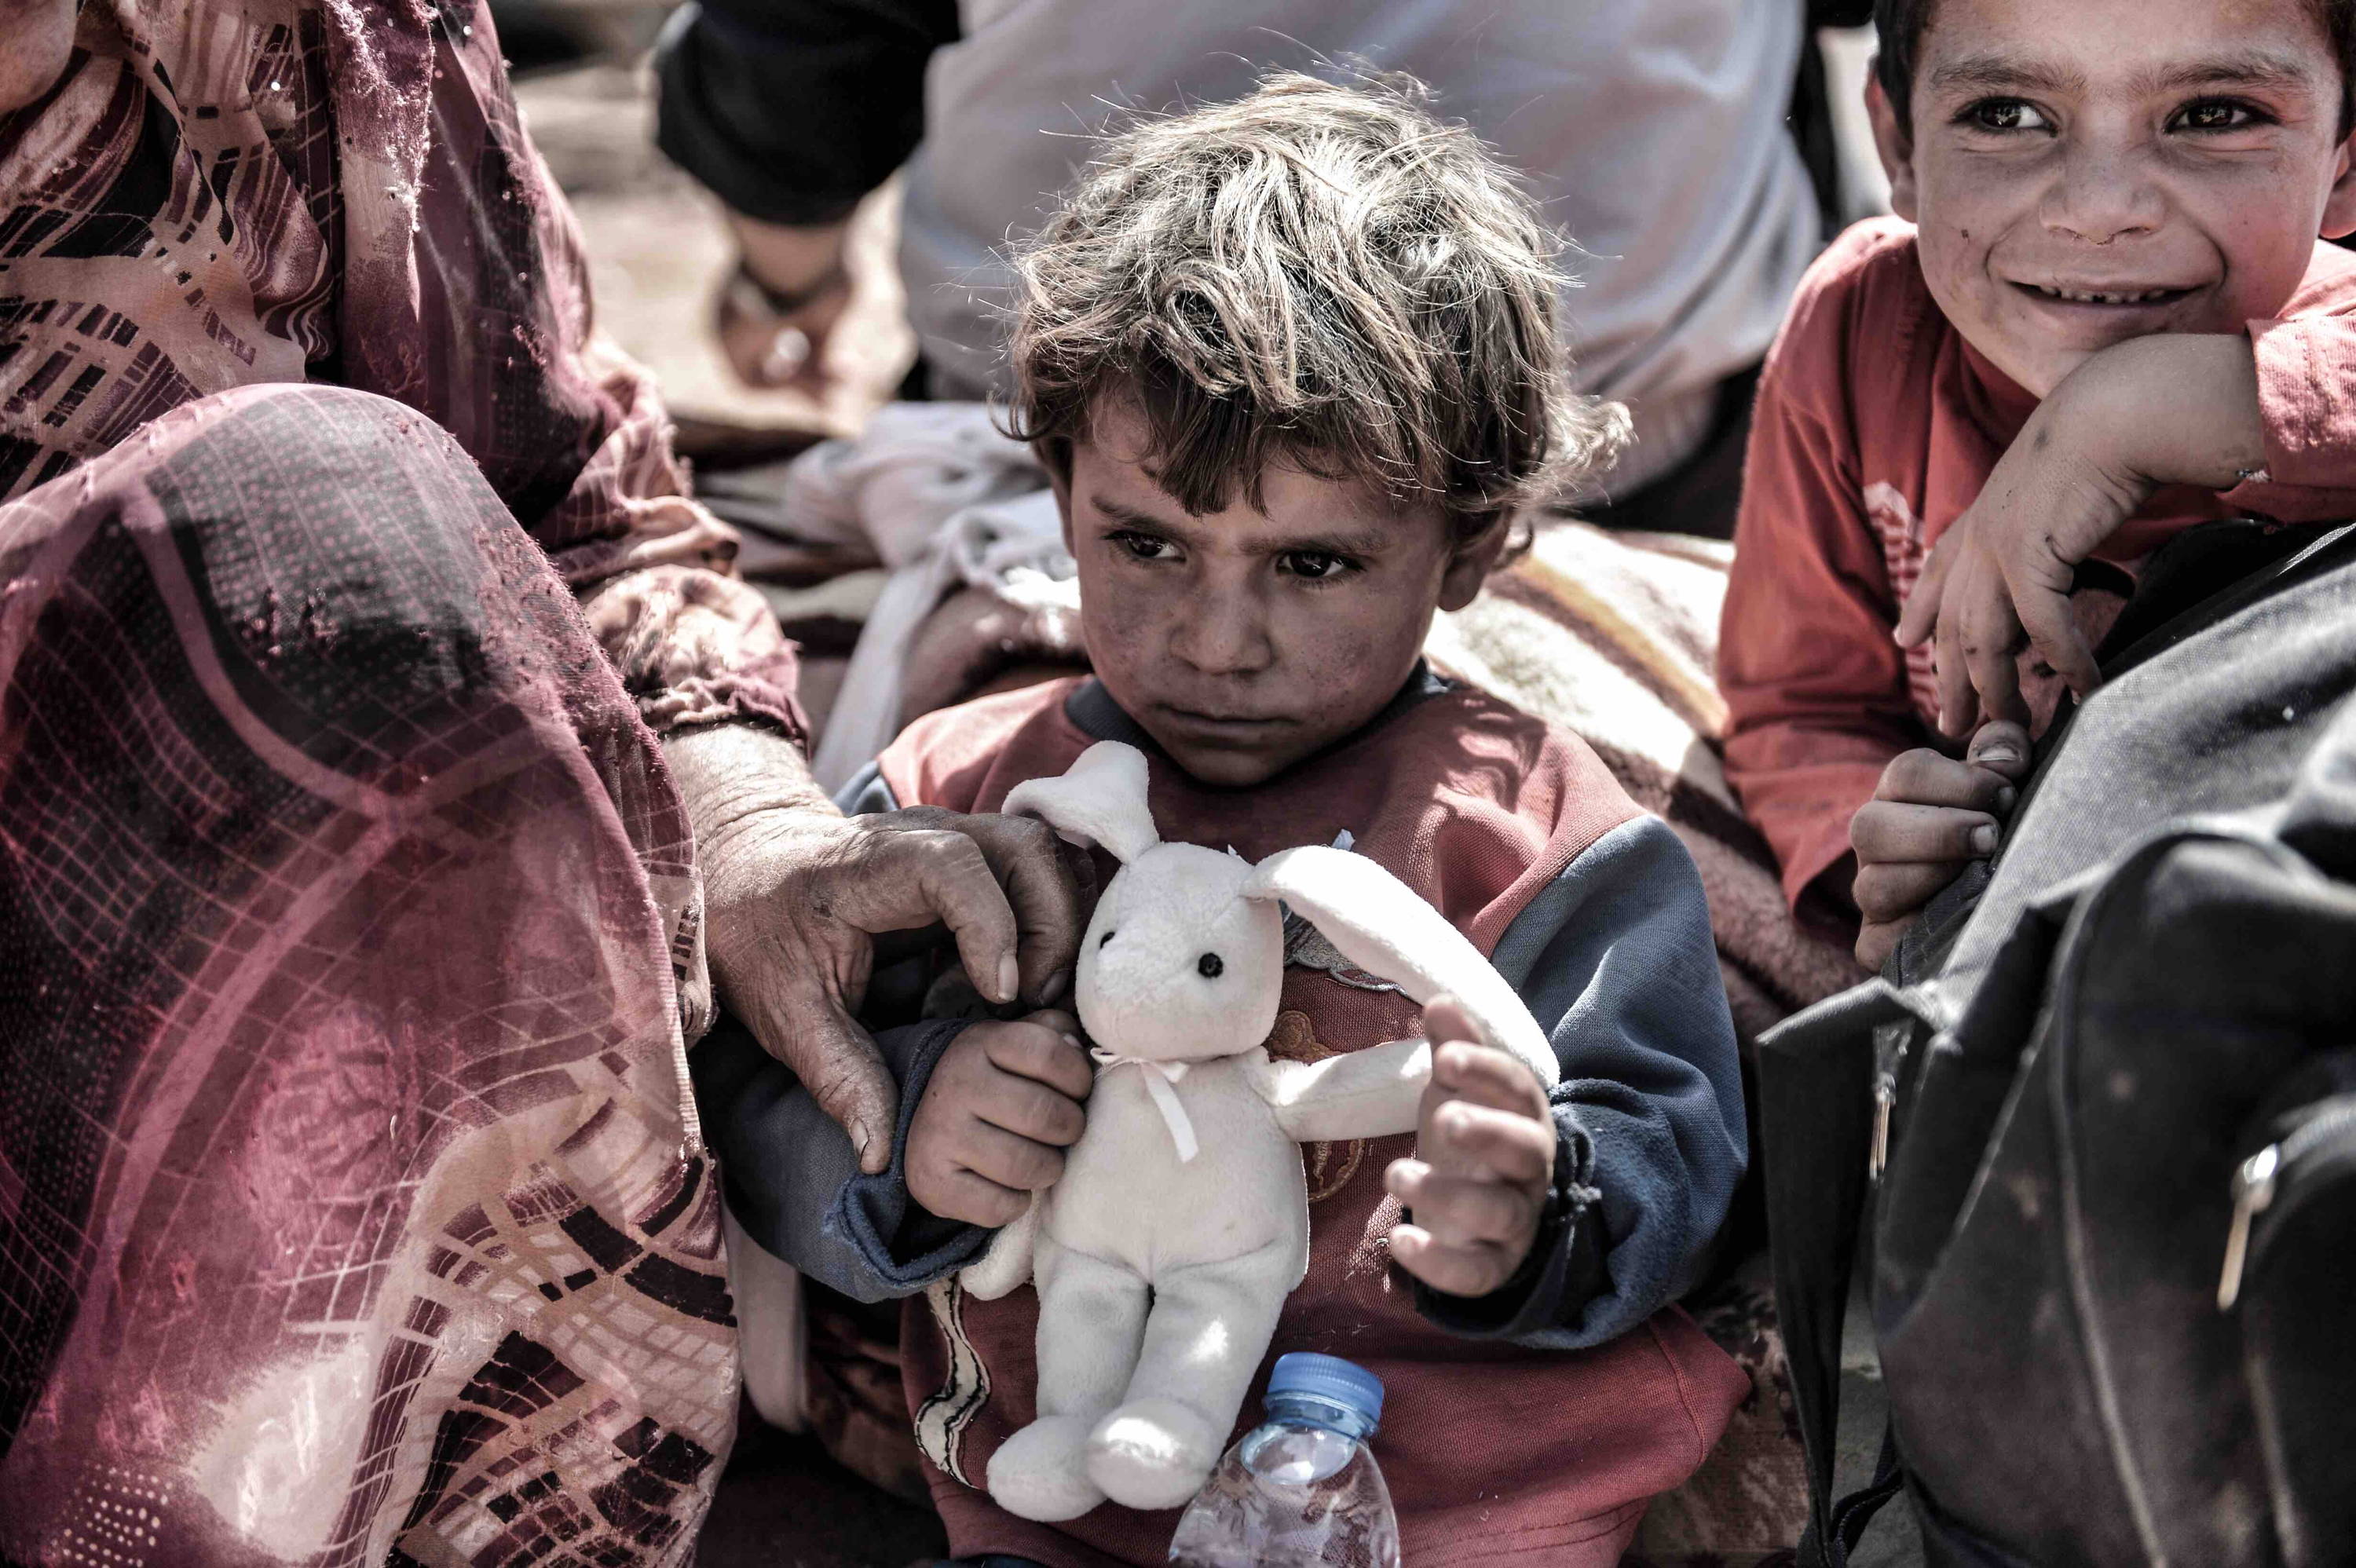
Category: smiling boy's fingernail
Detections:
[
  {"x1": 1041, "y1": 969, "x2": 1071, "y2": 1004},
  {"x1": 997, "y1": 954, "x2": 1019, "y2": 1003},
  {"x1": 1998, "y1": 785, "x2": 2018, "y2": 812},
  {"x1": 1975, "y1": 744, "x2": 2020, "y2": 766},
  {"x1": 1972, "y1": 824, "x2": 1999, "y2": 856}
]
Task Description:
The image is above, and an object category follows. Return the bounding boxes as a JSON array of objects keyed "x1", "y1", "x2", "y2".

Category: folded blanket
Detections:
[{"x1": 706, "y1": 404, "x2": 1081, "y2": 788}]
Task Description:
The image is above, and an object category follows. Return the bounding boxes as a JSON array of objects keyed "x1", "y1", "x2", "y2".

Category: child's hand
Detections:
[
  {"x1": 1385, "y1": 999, "x2": 1555, "y2": 1299},
  {"x1": 906, "y1": 1010, "x2": 1091, "y2": 1228},
  {"x1": 1850, "y1": 722, "x2": 2030, "y2": 970},
  {"x1": 1895, "y1": 334, "x2": 2267, "y2": 737}
]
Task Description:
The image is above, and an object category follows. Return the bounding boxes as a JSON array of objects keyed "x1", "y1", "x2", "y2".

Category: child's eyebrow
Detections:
[
  {"x1": 1928, "y1": 49, "x2": 2324, "y2": 101},
  {"x1": 1090, "y1": 495, "x2": 1392, "y2": 557},
  {"x1": 1091, "y1": 497, "x2": 1187, "y2": 532},
  {"x1": 2139, "y1": 52, "x2": 2326, "y2": 97},
  {"x1": 1261, "y1": 526, "x2": 1394, "y2": 557},
  {"x1": 1926, "y1": 53, "x2": 2087, "y2": 98}
]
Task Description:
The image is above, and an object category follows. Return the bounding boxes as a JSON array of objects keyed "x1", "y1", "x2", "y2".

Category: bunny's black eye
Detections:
[
  {"x1": 1099, "y1": 929, "x2": 1116, "y2": 948},
  {"x1": 1198, "y1": 952, "x2": 1224, "y2": 978}
]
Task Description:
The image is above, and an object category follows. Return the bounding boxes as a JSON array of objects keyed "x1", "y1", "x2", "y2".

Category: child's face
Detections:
[
  {"x1": 1054, "y1": 397, "x2": 1491, "y2": 788},
  {"x1": 1872, "y1": 0, "x2": 2356, "y2": 398}
]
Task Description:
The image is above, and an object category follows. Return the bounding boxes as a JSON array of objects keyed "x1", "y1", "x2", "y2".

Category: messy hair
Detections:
[
  {"x1": 1873, "y1": 0, "x2": 2356, "y2": 140},
  {"x1": 1004, "y1": 71, "x2": 1627, "y2": 547}
]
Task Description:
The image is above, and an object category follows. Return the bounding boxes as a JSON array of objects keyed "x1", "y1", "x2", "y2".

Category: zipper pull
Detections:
[
  {"x1": 2217, "y1": 1143, "x2": 2281, "y2": 1312},
  {"x1": 1869, "y1": 1073, "x2": 1896, "y2": 1183},
  {"x1": 1868, "y1": 1019, "x2": 1911, "y2": 1184}
]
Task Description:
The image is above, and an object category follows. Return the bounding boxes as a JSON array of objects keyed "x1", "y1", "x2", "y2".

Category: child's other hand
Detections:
[
  {"x1": 1895, "y1": 334, "x2": 2266, "y2": 737},
  {"x1": 1386, "y1": 998, "x2": 1554, "y2": 1299},
  {"x1": 906, "y1": 1011, "x2": 1090, "y2": 1228},
  {"x1": 1850, "y1": 722, "x2": 2030, "y2": 970}
]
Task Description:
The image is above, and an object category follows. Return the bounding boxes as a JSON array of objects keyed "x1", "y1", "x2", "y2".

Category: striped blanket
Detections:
[{"x1": 1432, "y1": 522, "x2": 1866, "y2": 1043}]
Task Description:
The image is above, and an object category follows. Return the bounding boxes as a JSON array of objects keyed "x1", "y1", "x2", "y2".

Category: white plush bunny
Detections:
[{"x1": 963, "y1": 740, "x2": 1558, "y2": 1522}]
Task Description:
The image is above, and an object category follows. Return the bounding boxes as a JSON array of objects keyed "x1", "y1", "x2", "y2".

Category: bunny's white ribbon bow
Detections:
[{"x1": 1088, "y1": 1049, "x2": 1198, "y2": 1163}]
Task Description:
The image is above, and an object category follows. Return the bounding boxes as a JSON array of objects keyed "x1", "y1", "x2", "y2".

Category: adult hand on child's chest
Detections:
[{"x1": 665, "y1": 724, "x2": 1091, "y2": 1172}]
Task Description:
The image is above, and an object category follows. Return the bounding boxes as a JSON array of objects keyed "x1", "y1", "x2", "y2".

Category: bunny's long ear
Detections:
[
  {"x1": 1001, "y1": 740, "x2": 1161, "y2": 864},
  {"x1": 1242, "y1": 846, "x2": 1557, "y2": 1088}
]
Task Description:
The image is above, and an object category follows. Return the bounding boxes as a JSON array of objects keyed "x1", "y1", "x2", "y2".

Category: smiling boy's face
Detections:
[
  {"x1": 1873, "y1": 0, "x2": 2356, "y2": 398},
  {"x1": 1054, "y1": 397, "x2": 1491, "y2": 788}
]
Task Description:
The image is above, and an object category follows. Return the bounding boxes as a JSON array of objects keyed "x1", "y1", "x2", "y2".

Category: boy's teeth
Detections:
[{"x1": 2035, "y1": 283, "x2": 2173, "y2": 305}]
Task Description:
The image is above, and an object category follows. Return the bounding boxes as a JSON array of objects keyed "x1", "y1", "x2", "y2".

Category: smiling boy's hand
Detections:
[
  {"x1": 1851, "y1": 722, "x2": 2030, "y2": 970},
  {"x1": 1895, "y1": 334, "x2": 2267, "y2": 736},
  {"x1": 1385, "y1": 999, "x2": 1555, "y2": 1299}
]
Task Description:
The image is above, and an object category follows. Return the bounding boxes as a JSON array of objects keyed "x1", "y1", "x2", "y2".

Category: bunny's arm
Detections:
[{"x1": 1249, "y1": 1038, "x2": 1432, "y2": 1143}]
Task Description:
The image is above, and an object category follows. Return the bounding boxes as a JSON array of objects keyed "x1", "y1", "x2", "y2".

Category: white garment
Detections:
[
  {"x1": 899, "y1": 0, "x2": 1818, "y2": 494},
  {"x1": 788, "y1": 403, "x2": 1077, "y2": 788}
]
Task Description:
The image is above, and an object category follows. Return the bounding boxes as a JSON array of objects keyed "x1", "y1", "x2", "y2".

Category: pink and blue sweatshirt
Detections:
[{"x1": 695, "y1": 670, "x2": 1751, "y2": 1566}]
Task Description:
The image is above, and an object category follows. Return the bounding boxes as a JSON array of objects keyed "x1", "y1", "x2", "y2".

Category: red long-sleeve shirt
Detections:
[{"x1": 1720, "y1": 217, "x2": 2356, "y2": 909}]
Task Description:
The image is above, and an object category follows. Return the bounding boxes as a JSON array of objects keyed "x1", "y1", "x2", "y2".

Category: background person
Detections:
[{"x1": 653, "y1": 0, "x2": 1827, "y2": 536}]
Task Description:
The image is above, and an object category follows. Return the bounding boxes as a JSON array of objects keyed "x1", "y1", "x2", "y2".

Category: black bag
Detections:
[{"x1": 1759, "y1": 521, "x2": 2356, "y2": 1568}]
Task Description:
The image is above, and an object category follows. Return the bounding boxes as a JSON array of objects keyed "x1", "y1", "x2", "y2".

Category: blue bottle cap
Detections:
[{"x1": 1267, "y1": 1352, "x2": 1384, "y2": 1425}]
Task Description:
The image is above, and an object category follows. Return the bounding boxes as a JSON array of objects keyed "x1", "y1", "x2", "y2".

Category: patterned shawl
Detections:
[
  {"x1": 0, "y1": 4, "x2": 814, "y2": 1561},
  {"x1": 0, "y1": 0, "x2": 803, "y2": 742}
]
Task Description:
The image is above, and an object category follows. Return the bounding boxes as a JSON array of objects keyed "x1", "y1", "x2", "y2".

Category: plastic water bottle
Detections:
[{"x1": 1166, "y1": 1353, "x2": 1401, "y2": 1568}]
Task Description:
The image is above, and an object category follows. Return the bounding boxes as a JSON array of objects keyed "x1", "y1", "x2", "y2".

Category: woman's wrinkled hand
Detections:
[{"x1": 667, "y1": 725, "x2": 1088, "y2": 1173}]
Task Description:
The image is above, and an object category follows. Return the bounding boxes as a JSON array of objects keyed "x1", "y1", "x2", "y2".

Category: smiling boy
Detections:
[
  {"x1": 697, "y1": 75, "x2": 1751, "y2": 1568},
  {"x1": 1719, "y1": 0, "x2": 2356, "y2": 965}
]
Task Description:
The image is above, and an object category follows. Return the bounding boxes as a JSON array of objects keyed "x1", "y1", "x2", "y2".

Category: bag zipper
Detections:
[
  {"x1": 2217, "y1": 1095, "x2": 2356, "y2": 1311},
  {"x1": 1869, "y1": 1017, "x2": 1912, "y2": 1183}
]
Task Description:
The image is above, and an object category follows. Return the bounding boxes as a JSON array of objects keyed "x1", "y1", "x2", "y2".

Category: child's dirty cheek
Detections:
[
  {"x1": 1091, "y1": 610, "x2": 1155, "y2": 687},
  {"x1": 1296, "y1": 613, "x2": 1399, "y2": 695},
  {"x1": 1075, "y1": 569, "x2": 1151, "y2": 667}
]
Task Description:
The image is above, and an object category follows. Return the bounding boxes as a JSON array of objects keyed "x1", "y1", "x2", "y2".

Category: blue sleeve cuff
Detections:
[
  {"x1": 832, "y1": 759, "x2": 898, "y2": 814},
  {"x1": 1459, "y1": 815, "x2": 1749, "y2": 1347},
  {"x1": 1412, "y1": 1117, "x2": 1608, "y2": 1340},
  {"x1": 691, "y1": 1014, "x2": 989, "y2": 1301},
  {"x1": 821, "y1": 1018, "x2": 995, "y2": 1290}
]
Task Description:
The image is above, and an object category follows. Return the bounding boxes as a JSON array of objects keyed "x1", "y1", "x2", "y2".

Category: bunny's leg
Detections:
[
  {"x1": 1085, "y1": 1240, "x2": 1296, "y2": 1510},
  {"x1": 986, "y1": 1235, "x2": 1148, "y2": 1522}
]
